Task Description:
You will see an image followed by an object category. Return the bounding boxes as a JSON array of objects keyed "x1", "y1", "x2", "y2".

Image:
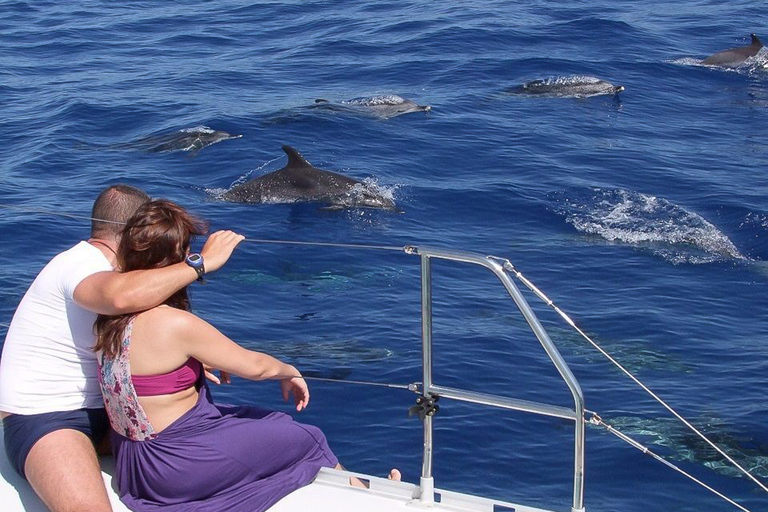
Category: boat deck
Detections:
[
  {"x1": 0, "y1": 429, "x2": 552, "y2": 512},
  {"x1": 272, "y1": 468, "x2": 554, "y2": 512}
]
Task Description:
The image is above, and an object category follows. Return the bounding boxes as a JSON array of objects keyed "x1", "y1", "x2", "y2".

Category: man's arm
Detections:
[{"x1": 74, "y1": 230, "x2": 245, "y2": 315}]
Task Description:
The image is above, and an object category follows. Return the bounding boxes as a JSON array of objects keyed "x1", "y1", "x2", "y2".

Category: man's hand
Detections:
[{"x1": 201, "y1": 230, "x2": 245, "y2": 274}]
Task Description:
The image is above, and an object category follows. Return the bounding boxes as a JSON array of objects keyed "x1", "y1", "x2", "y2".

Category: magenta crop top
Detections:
[{"x1": 131, "y1": 357, "x2": 202, "y2": 397}]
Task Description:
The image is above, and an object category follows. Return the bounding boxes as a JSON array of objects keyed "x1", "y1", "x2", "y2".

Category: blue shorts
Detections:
[{"x1": 3, "y1": 408, "x2": 110, "y2": 479}]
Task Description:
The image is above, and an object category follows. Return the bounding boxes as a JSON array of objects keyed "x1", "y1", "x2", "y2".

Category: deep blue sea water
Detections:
[{"x1": 1, "y1": 1, "x2": 767, "y2": 511}]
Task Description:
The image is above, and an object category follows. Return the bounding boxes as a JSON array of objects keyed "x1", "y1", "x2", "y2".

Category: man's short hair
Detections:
[{"x1": 91, "y1": 184, "x2": 151, "y2": 238}]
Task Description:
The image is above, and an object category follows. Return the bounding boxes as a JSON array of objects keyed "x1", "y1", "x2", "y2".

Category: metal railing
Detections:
[{"x1": 410, "y1": 246, "x2": 586, "y2": 512}]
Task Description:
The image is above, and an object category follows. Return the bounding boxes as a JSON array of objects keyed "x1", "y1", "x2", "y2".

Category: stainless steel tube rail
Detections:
[{"x1": 411, "y1": 246, "x2": 586, "y2": 512}]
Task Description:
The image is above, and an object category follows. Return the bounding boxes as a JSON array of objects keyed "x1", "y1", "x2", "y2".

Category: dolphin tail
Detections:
[{"x1": 282, "y1": 145, "x2": 313, "y2": 167}]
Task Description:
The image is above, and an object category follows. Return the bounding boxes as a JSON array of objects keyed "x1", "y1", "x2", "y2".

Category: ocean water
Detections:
[{"x1": 1, "y1": 1, "x2": 767, "y2": 511}]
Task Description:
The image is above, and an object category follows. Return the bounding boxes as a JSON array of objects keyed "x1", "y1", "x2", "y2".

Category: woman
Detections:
[{"x1": 94, "y1": 200, "x2": 395, "y2": 511}]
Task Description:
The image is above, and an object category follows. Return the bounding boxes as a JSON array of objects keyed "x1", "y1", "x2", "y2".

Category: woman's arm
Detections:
[{"x1": 167, "y1": 309, "x2": 309, "y2": 411}]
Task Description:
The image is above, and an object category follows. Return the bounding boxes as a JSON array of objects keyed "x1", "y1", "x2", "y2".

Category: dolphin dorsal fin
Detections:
[
  {"x1": 282, "y1": 145, "x2": 312, "y2": 168},
  {"x1": 751, "y1": 33, "x2": 763, "y2": 47}
]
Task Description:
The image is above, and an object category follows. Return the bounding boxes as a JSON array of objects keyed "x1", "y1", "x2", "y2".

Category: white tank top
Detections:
[{"x1": 0, "y1": 241, "x2": 112, "y2": 414}]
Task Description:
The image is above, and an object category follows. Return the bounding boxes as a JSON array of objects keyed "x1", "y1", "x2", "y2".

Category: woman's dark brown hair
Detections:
[{"x1": 94, "y1": 199, "x2": 208, "y2": 358}]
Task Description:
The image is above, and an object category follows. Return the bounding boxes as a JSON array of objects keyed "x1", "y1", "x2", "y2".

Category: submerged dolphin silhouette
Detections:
[
  {"x1": 311, "y1": 95, "x2": 431, "y2": 119},
  {"x1": 509, "y1": 75, "x2": 624, "y2": 98},
  {"x1": 702, "y1": 33, "x2": 764, "y2": 68},
  {"x1": 79, "y1": 126, "x2": 242, "y2": 158},
  {"x1": 220, "y1": 146, "x2": 398, "y2": 211},
  {"x1": 137, "y1": 126, "x2": 242, "y2": 156}
]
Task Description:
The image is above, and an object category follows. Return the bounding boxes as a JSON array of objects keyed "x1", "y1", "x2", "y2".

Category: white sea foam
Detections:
[
  {"x1": 205, "y1": 187, "x2": 229, "y2": 197},
  {"x1": 551, "y1": 188, "x2": 746, "y2": 264},
  {"x1": 740, "y1": 212, "x2": 768, "y2": 229},
  {"x1": 343, "y1": 95, "x2": 406, "y2": 106},
  {"x1": 180, "y1": 125, "x2": 214, "y2": 134},
  {"x1": 668, "y1": 57, "x2": 704, "y2": 66},
  {"x1": 539, "y1": 75, "x2": 603, "y2": 86},
  {"x1": 353, "y1": 177, "x2": 397, "y2": 200}
]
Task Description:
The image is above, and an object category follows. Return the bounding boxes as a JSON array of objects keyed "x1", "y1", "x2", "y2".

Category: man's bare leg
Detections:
[{"x1": 24, "y1": 429, "x2": 112, "y2": 512}]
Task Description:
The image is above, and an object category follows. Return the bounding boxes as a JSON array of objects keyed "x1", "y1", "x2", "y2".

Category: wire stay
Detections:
[
  {"x1": 303, "y1": 375, "x2": 420, "y2": 392},
  {"x1": 0, "y1": 203, "x2": 410, "y2": 253}
]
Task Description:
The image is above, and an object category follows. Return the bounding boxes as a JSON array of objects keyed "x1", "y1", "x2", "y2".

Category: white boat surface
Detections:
[{"x1": 0, "y1": 426, "x2": 551, "y2": 512}]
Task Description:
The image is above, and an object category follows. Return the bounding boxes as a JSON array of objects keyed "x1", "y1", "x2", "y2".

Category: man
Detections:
[{"x1": 0, "y1": 184, "x2": 245, "y2": 512}]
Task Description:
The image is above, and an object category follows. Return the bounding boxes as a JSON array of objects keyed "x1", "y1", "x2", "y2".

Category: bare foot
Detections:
[
  {"x1": 335, "y1": 463, "x2": 402, "y2": 487},
  {"x1": 336, "y1": 463, "x2": 369, "y2": 488}
]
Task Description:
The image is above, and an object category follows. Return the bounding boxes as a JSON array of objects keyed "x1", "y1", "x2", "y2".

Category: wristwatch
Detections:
[{"x1": 185, "y1": 253, "x2": 205, "y2": 282}]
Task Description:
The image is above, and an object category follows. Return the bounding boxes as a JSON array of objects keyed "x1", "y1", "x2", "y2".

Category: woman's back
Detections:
[
  {"x1": 128, "y1": 306, "x2": 201, "y2": 432},
  {"x1": 97, "y1": 304, "x2": 340, "y2": 512}
]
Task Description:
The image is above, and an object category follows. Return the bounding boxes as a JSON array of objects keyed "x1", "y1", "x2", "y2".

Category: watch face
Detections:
[{"x1": 187, "y1": 254, "x2": 203, "y2": 267}]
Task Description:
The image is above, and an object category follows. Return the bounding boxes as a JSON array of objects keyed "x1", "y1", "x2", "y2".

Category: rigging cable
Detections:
[
  {"x1": 0, "y1": 203, "x2": 124, "y2": 225},
  {"x1": 303, "y1": 375, "x2": 419, "y2": 392},
  {"x1": 241, "y1": 238, "x2": 407, "y2": 252},
  {"x1": 0, "y1": 203, "x2": 409, "y2": 253}
]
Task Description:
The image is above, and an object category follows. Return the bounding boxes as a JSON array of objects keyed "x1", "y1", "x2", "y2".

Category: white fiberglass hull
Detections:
[{"x1": 0, "y1": 427, "x2": 553, "y2": 512}]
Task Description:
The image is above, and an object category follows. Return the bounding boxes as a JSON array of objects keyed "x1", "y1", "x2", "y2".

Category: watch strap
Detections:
[{"x1": 193, "y1": 263, "x2": 205, "y2": 282}]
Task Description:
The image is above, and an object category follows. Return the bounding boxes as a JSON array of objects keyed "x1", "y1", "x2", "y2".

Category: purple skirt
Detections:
[{"x1": 111, "y1": 384, "x2": 339, "y2": 512}]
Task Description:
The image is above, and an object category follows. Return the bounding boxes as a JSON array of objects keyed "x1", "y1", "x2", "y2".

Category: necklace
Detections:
[{"x1": 90, "y1": 240, "x2": 117, "y2": 257}]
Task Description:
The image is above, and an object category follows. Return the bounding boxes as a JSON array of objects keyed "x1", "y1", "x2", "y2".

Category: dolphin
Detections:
[
  {"x1": 76, "y1": 126, "x2": 242, "y2": 157},
  {"x1": 508, "y1": 75, "x2": 624, "y2": 98},
  {"x1": 702, "y1": 33, "x2": 764, "y2": 68},
  {"x1": 140, "y1": 126, "x2": 242, "y2": 155},
  {"x1": 311, "y1": 95, "x2": 431, "y2": 119},
  {"x1": 127, "y1": 126, "x2": 242, "y2": 157},
  {"x1": 220, "y1": 145, "x2": 398, "y2": 211}
]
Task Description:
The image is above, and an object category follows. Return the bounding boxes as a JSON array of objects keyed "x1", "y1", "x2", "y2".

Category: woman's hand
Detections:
[
  {"x1": 281, "y1": 375, "x2": 310, "y2": 412},
  {"x1": 203, "y1": 364, "x2": 231, "y2": 385}
]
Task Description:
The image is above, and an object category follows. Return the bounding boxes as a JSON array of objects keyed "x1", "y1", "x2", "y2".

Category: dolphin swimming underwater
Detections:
[
  {"x1": 126, "y1": 126, "x2": 242, "y2": 156},
  {"x1": 220, "y1": 145, "x2": 398, "y2": 211},
  {"x1": 311, "y1": 95, "x2": 431, "y2": 119},
  {"x1": 702, "y1": 33, "x2": 764, "y2": 68},
  {"x1": 508, "y1": 75, "x2": 625, "y2": 98}
]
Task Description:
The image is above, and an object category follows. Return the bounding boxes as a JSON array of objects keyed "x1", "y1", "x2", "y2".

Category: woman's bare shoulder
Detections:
[
  {"x1": 129, "y1": 307, "x2": 205, "y2": 371},
  {"x1": 134, "y1": 305, "x2": 202, "y2": 337}
]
